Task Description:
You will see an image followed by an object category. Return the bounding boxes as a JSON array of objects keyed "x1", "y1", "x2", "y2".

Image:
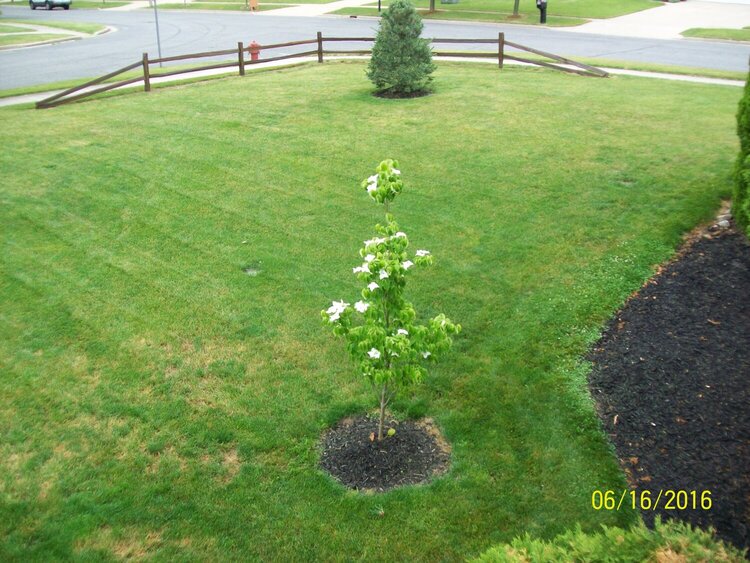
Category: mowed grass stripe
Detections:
[{"x1": 0, "y1": 62, "x2": 739, "y2": 560}]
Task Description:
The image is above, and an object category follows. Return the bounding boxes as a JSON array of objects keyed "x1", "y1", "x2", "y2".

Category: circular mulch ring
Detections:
[
  {"x1": 319, "y1": 414, "x2": 451, "y2": 492},
  {"x1": 588, "y1": 215, "x2": 750, "y2": 553}
]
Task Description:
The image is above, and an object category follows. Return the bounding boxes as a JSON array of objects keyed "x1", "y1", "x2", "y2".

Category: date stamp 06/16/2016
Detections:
[{"x1": 591, "y1": 490, "x2": 712, "y2": 511}]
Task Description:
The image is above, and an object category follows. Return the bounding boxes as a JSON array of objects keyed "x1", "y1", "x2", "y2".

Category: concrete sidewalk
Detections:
[
  {"x1": 564, "y1": 0, "x2": 750, "y2": 40},
  {"x1": 0, "y1": 56, "x2": 742, "y2": 109},
  {"x1": 106, "y1": 1, "x2": 150, "y2": 10},
  {"x1": 245, "y1": 0, "x2": 371, "y2": 16}
]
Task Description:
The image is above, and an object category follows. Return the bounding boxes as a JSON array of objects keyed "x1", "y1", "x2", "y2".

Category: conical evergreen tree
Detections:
[{"x1": 366, "y1": 0, "x2": 436, "y2": 97}]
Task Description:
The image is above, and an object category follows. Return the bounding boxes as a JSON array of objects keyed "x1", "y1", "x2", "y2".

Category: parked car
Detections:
[{"x1": 30, "y1": 0, "x2": 71, "y2": 9}]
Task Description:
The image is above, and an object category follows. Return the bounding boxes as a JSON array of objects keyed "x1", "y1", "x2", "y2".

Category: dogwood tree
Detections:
[{"x1": 322, "y1": 160, "x2": 460, "y2": 441}]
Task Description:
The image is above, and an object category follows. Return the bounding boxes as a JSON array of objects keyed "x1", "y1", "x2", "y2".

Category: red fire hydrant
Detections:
[{"x1": 249, "y1": 41, "x2": 261, "y2": 62}]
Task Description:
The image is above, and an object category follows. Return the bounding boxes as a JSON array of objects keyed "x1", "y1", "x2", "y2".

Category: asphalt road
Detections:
[{"x1": 1, "y1": 4, "x2": 749, "y2": 89}]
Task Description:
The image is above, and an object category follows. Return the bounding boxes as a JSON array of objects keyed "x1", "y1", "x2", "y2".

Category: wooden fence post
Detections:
[
  {"x1": 317, "y1": 32, "x2": 323, "y2": 63},
  {"x1": 498, "y1": 32, "x2": 504, "y2": 69},
  {"x1": 142, "y1": 52, "x2": 151, "y2": 92},
  {"x1": 238, "y1": 41, "x2": 245, "y2": 76}
]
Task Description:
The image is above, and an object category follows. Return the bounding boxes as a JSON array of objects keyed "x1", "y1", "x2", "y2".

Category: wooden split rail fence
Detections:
[{"x1": 36, "y1": 33, "x2": 607, "y2": 109}]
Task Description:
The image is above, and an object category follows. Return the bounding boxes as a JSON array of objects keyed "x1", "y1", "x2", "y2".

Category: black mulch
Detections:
[
  {"x1": 319, "y1": 415, "x2": 450, "y2": 492},
  {"x1": 373, "y1": 89, "x2": 431, "y2": 99},
  {"x1": 588, "y1": 227, "x2": 750, "y2": 553}
]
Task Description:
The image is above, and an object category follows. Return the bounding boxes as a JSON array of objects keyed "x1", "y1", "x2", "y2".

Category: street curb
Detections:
[
  {"x1": 94, "y1": 24, "x2": 115, "y2": 35},
  {"x1": 680, "y1": 34, "x2": 750, "y2": 45},
  {"x1": 0, "y1": 35, "x2": 80, "y2": 51}
]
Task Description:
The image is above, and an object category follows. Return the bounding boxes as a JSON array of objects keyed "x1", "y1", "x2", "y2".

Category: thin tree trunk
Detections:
[
  {"x1": 513, "y1": 0, "x2": 520, "y2": 16},
  {"x1": 377, "y1": 203, "x2": 391, "y2": 442},
  {"x1": 378, "y1": 384, "x2": 387, "y2": 441}
]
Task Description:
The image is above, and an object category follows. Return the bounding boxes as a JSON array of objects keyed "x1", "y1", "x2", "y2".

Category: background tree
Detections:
[
  {"x1": 366, "y1": 0, "x2": 436, "y2": 97},
  {"x1": 322, "y1": 160, "x2": 460, "y2": 441}
]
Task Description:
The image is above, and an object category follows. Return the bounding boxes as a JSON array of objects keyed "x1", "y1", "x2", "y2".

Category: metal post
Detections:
[
  {"x1": 317, "y1": 31, "x2": 323, "y2": 63},
  {"x1": 152, "y1": 0, "x2": 164, "y2": 68}
]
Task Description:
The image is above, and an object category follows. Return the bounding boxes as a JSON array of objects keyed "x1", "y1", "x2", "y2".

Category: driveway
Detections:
[{"x1": 566, "y1": 0, "x2": 750, "y2": 39}]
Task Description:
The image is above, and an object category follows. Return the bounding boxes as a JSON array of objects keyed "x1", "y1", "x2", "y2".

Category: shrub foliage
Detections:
[
  {"x1": 734, "y1": 68, "x2": 750, "y2": 235},
  {"x1": 474, "y1": 519, "x2": 746, "y2": 562}
]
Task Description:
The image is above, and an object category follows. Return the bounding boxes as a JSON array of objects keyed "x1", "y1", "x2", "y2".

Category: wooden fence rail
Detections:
[{"x1": 36, "y1": 33, "x2": 606, "y2": 109}]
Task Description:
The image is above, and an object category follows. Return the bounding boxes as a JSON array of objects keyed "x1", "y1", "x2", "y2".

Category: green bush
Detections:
[
  {"x1": 734, "y1": 68, "x2": 750, "y2": 235},
  {"x1": 474, "y1": 519, "x2": 745, "y2": 562},
  {"x1": 366, "y1": 0, "x2": 436, "y2": 96}
]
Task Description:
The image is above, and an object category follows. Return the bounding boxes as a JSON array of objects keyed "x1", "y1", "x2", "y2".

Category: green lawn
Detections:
[
  {"x1": 0, "y1": 19, "x2": 105, "y2": 48},
  {"x1": 335, "y1": 7, "x2": 584, "y2": 25},
  {"x1": 159, "y1": 2, "x2": 291, "y2": 9},
  {"x1": 0, "y1": 32, "x2": 69, "y2": 46},
  {"x1": 682, "y1": 26, "x2": 750, "y2": 42},
  {"x1": 0, "y1": 23, "x2": 28, "y2": 32},
  {"x1": 158, "y1": 0, "x2": 346, "y2": 7},
  {"x1": 0, "y1": 18, "x2": 107, "y2": 34},
  {"x1": 0, "y1": 62, "x2": 739, "y2": 560},
  {"x1": 194, "y1": 0, "x2": 334, "y2": 4},
  {"x1": 70, "y1": 0, "x2": 128, "y2": 8},
  {"x1": 337, "y1": 0, "x2": 658, "y2": 24}
]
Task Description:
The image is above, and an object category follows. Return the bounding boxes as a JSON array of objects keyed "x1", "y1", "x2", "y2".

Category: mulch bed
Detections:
[
  {"x1": 319, "y1": 415, "x2": 450, "y2": 492},
  {"x1": 588, "y1": 222, "x2": 750, "y2": 553},
  {"x1": 373, "y1": 89, "x2": 431, "y2": 99}
]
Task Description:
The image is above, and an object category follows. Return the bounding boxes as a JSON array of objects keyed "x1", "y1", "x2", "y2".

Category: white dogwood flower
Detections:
[
  {"x1": 402, "y1": 260, "x2": 414, "y2": 270},
  {"x1": 364, "y1": 254, "x2": 376, "y2": 263},
  {"x1": 415, "y1": 249, "x2": 430, "y2": 257},
  {"x1": 364, "y1": 237, "x2": 387, "y2": 247},
  {"x1": 379, "y1": 269, "x2": 389, "y2": 280},
  {"x1": 368, "y1": 282, "x2": 379, "y2": 291},
  {"x1": 368, "y1": 348, "x2": 381, "y2": 359},
  {"x1": 326, "y1": 300, "x2": 349, "y2": 322},
  {"x1": 354, "y1": 300, "x2": 369, "y2": 313},
  {"x1": 353, "y1": 263, "x2": 370, "y2": 274},
  {"x1": 397, "y1": 329, "x2": 409, "y2": 336},
  {"x1": 422, "y1": 351, "x2": 431, "y2": 359},
  {"x1": 393, "y1": 232, "x2": 407, "y2": 238},
  {"x1": 326, "y1": 300, "x2": 349, "y2": 314}
]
